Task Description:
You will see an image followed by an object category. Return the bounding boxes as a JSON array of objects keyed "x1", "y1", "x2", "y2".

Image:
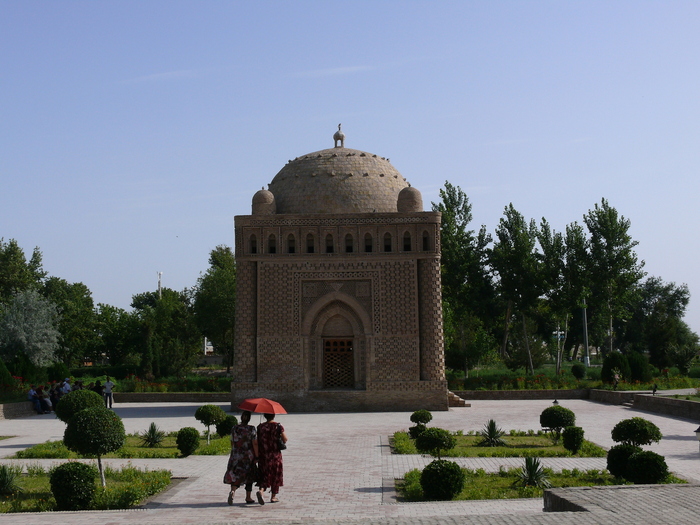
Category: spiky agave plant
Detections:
[
  {"x1": 477, "y1": 419, "x2": 507, "y2": 447},
  {"x1": 140, "y1": 422, "x2": 166, "y2": 448},
  {"x1": 0, "y1": 464, "x2": 23, "y2": 495},
  {"x1": 514, "y1": 457, "x2": 551, "y2": 488}
]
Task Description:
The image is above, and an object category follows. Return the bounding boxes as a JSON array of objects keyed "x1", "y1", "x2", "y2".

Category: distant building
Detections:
[{"x1": 232, "y1": 127, "x2": 447, "y2": 411}]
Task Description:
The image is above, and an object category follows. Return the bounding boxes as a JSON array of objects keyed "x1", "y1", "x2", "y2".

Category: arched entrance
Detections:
[{"x1": 302, "y1": 294, "x2": 370, "y2": 390}]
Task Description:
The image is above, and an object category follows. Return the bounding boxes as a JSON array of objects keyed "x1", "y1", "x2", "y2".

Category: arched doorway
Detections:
[{"x1": 322, "y1": 315, "x2": 354, "y2": 388}]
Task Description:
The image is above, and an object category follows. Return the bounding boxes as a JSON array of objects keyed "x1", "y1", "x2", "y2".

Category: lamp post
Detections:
[{"x1": 695, "y1": 426, "x2": 700, "y2": 453}]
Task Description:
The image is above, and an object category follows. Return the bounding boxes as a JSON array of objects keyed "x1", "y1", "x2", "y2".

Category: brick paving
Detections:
[{"x1": 0, "y1": 392, "x2": 699, "y2": 524}]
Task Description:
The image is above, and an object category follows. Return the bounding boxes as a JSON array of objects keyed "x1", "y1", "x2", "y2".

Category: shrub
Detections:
[
  {"x1": 570, "y1": 363, "x2": 586, "y2": 380},
  {"x1": 606, "y1": 444, "x2": 642, "y2": 478},
  {"x1": 64, "y1": 406, "x2": 125, "y2": 486},
  {"x1": 477, "y1": 419, "x2": 506, "y2": 447},
  {"x1": 49, "y1": 462, "x2": 98, "y2": 510},
  {"x1": 601, "y1": 352, "x2": 631, "y2": 383},
  {"x1": 176, "y1": 427, "x2": 200, "y2": 457},
  {"x1": 0, "y1": 464, "x2": 23, "y2": 495},
  {"x1": 420, "y1": 459, "x2": 465, "y2": 500},
  {"x1": 611, "y1": 417, "x2": 662, "y2": 446},
  {"x1": 410, "y1": 409, "x2": 433, "y2": 425},
  {"x1": 514, "y1": 457, "x2": 551, "y2": 488},
  {"x1": 216, "y1": 415, "x2": 238, "y2": 438},
  {"x1": 54, "y1": 389, "x2": 105, "y2": 423},
  {"x1": 194, "y1": 404, "x2": 227, "y2": 444},
  {"x1": 562, "y1": 426, "x2": 585, "y2": 454},
  {"x1": 415, "y1": 427, "x2": 456, "y2": 459},
  {"x1": 140, "y1": 422, "x2": 166, "y2": 448},
  {"x1": 47, "y1": 362, "x2": 71, "y2": 383},
  {"x1": 627, "y1": 352, "x2": 653, "y2": 383},
  {"x1": 540, "y1": 405, "x2": 576, "y2": 442},
  {"x1": 409, "y1": 423, "x2": 426, "y2": 439},
  {"x1": 626, "y1": 450, "x2": 669, "y2": 484}
]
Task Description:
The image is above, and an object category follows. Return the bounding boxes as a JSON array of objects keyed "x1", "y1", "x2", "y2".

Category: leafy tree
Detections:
[
  {"x1": 131, "y1": 287, "x2": 201, "y2": 378},
  {"x1": 0, "y1": 289, "x2": 60, "y2": 367},
  {"x1": 601, "y1": 352, "x2": 631, "y2": 384},
  {"x1": 0, "y1": 238, "x2": 46, "y2": 305},
  {"x1": 54, "y1": 389, "x2": 105, "y2": 423},
  {"x1": 93, "y1": 303, "x2": 142, "y2": 370},
  {"x1": 42, "y1": 277, "x2": 97, "y2": 367},
  {"x1": 432, "y1": 183, "x2": 495, "y2": 376},
  {"x1": 539, "y1": 405, "x2": 576, "y2": 442},
  {"x1": 490, "y1": 204, "x2": 542, "y2": 373},
  {"x1": 63, "y1": 406, "x2": 126, "y2": 487},
  {"x1": 194, "y1": 404, "x2": 227, "y2": 444},
  {"x1": 193, "y1": 245, "x2": 236, "y2": 372},
  {"x1": 583, "y1": 199, "x2": 645, "y2": 355},
  {"x1": 414, "y1": 427, "x2": 456, "y2": 459}
]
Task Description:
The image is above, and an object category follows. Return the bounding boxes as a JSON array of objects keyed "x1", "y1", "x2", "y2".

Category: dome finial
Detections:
[{"x1": 333, "y1": 124, "x2": 345, "y2": 148}]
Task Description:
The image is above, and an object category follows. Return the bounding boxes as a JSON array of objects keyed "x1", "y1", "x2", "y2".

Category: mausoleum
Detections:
[{"x1": 232, "y1": 126, "x2": 448, "y2": 411}]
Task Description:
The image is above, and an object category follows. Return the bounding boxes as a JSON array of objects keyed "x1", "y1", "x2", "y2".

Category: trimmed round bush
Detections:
[
  {"x1": 409, "y1": 423, "x2": 426, "y2": 440},
  {"x1": 626, "y1": 450, "x2": 669, "y2": 484},
  {"x1": 562, "y1": 426, "x2": 585, "y2": 454},
  {"x1": 216, "y1": 415, "x2": 239, "y2": 438},
  {"x1": 195, "y1": 404, "x2": 227, "y2": 428},
  {"x1": 176, "y1": 427, "x2": 200, "y2": 457},
  {"x1": 606, "y1": 444, "x2": 642, "y2": 478},
  {"x1": 420, "y1": 459, "x2": 465, "y2": 500},
  {"x1": 64, "y1": 406, "x2": 125, "y2": 457},
  {"x1": 410, "y1": 409, "x2": 433, "y2": 425},
  {"x1": 570, "y1": 363, "x2": 586, "y2": 380},
  {"x1": 415, "y1": 427, "x2": 456, "y2": 459},
  {"x1": 54, "y1": 389, "x2": 105, "y2": 423},
  {"x1": 540, "y1": 405, "x2": 576, "y2": 441},
  {"x1": 50, "y1": 462, "x2": 98, "y2": 510},
  {"x1": 611, "y1": 417, "x2": 662, "y2": 446}
]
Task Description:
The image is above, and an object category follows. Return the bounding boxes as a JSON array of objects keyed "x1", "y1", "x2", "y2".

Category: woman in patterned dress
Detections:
[
  {"x1": 256, "y1": 413, "x2": 287, "y2": 504},
  {"x1": 223, "y1": 410, "x2": 259, "y2": 505}
]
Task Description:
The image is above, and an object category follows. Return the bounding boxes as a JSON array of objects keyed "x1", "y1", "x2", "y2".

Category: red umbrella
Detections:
[{"x1": 237, "y1": 397, "x2": 287, "y2": 414}]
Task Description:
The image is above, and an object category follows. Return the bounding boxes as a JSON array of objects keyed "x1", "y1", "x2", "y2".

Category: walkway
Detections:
[{"x1": 0, "y1": 392, "x2": 699, "y2": 524}]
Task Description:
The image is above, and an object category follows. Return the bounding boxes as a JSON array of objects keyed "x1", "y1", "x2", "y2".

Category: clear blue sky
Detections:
[{"x1": 2, "y1": 1, "x2": 700, "y2": 332}]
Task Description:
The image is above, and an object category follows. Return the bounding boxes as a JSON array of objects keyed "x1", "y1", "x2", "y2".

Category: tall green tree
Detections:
[
  {"x1": 131, "y1": 287, "x2": 201, "y2": 378},
  {"x1": 490, "y1": 204, "x2": 542, "y2": 373},
  {"x1": 42, "y1": 277, "x2": 97, "y2": 367},
  {"x1": 583, "y1": 199, "x2": 646, "y2": 355},
  {"x1": 432, "y1": 182, "x2": 495, "y2": 375},
  {"x1": 93, "y1": 304, "x2": 142, "y2": 370},
  {"x1": 0, "y1": 289, "x2": 60, "y2": 368},
  {"x1": 193, "y1": 245, "x2": 237, "y2": 372},
  {"x1": 0, "y1": 238, "x2": 46, "y2": 305}
]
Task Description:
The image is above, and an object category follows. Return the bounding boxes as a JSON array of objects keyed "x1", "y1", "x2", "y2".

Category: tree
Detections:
[
  {"x1": 583, "y1": 199, "x2": 645, "y2": 355},
  {"x1": 193, "y1": 246, "x2": 236, "y2": 372},
  {"x1": 131, "y1": 287, "x2": 201, "y2": 378},
  {"x1": 540, "y1": 405, "x2": 576, "y2": 443},
  {"x1": 42, "y1": 277, "x2": 97, "y2": 367},
  {"x1": 490, "y1": 204, "x2": 542, "y2": 373},
  {"x1": 432, "y1": 183, "x2": 495, "y2": 375},
  {"x1": 0, "y1": 289, "x2": 60, "y2": 368},
  {"x1": 0, "y1": 238, "x2": 46, "y2": 306},
  {"x1": 194, "y1": 404, "x2": 227, "y2": 444},
  {"x1": 611, "y1": 417, "x2": 662, "y2": 447},
  {"x1": 414, "y1": 427, "x2": 456, "y2": 460},
  {"x1": 93, "y1": 303, "x2": 142, "y2": 370},
  {"x1": 63, "y1": 406, "x2": 126, "y2": 487}
]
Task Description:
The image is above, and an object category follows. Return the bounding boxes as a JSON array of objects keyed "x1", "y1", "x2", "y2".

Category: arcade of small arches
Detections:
[{"x1": 247, "y1": 229, "x2": 435, "y2": 255}]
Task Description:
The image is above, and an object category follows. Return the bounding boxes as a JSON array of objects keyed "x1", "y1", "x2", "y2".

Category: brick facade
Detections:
[{"x1": 232, "y1": 136, "x2": 447, "y2": 412}]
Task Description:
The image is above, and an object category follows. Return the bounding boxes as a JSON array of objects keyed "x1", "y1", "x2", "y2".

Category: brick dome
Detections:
[{"x1": 267, "y1": 129, "x2": 410, "y2": 214}]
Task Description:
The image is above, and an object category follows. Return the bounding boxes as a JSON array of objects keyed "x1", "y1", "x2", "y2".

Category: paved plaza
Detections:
[{"x1": 1, "y1": 393, "x2": 699, "y2": 524}]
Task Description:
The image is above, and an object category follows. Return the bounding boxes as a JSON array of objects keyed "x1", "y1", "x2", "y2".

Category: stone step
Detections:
[{"x1": 447, "y1": 390, "x2": 471, "y2": 407}]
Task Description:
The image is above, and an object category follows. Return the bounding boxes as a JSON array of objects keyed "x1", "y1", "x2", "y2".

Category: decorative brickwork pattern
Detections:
[
  {"x1": 233, "y1": 261, "x2": 257, "y2": 382},
  {"x1": 378, "y1": 260, "x2": 418, "y2": 336},
  {"x1": 257, "y1": 337, "x2": 304, "y2": 383},
  {"x1": 418, "y1": 258, "x2": 445, "y2": 381},
  {"x1": 371, "y1": 337, "x2": 419, "y2": 382}
]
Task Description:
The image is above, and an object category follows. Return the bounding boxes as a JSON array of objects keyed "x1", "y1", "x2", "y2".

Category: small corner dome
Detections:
[
  {"x1": 252, "y1": 188, "x2": 276, "y2": 215},
  {"x1": 397, "y1": 186, "x2": 423, "y2": 213}
]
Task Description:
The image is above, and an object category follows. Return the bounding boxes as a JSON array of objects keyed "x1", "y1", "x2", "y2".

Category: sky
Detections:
[{"x1": 2, "y1": 1, "x2": 700, "y2": 331}]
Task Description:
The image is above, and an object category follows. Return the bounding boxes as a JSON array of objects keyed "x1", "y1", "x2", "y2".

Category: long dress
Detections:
[
  {"x1": 223, "y1": 424, "x2": 257, "y2": 486},
  {"x1": 257, "y1": 421, "x2": 284, "y2": 492}
]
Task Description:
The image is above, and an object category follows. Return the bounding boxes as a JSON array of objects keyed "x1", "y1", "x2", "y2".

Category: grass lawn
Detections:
[
  {"x1": 0, "y1": 463, "x2": 171, "y2": 512},
  {"x1": 392, "y1": 431, "x2": 607, "y2": 458},
  {"x1": 13, "y1": 433, "x2": 230, "y2": 459},
  {"x1": 398, "y1": 466, "x2": 687, "y2": 501}
]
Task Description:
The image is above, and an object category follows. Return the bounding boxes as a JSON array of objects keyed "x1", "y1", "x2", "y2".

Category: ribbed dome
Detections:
[
  {"x1": 252, "y1": 188, "x2": 276, "y2": 215},
  {"x1": 267, "y1": 135, "x2": 410, "y2": 214}
]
